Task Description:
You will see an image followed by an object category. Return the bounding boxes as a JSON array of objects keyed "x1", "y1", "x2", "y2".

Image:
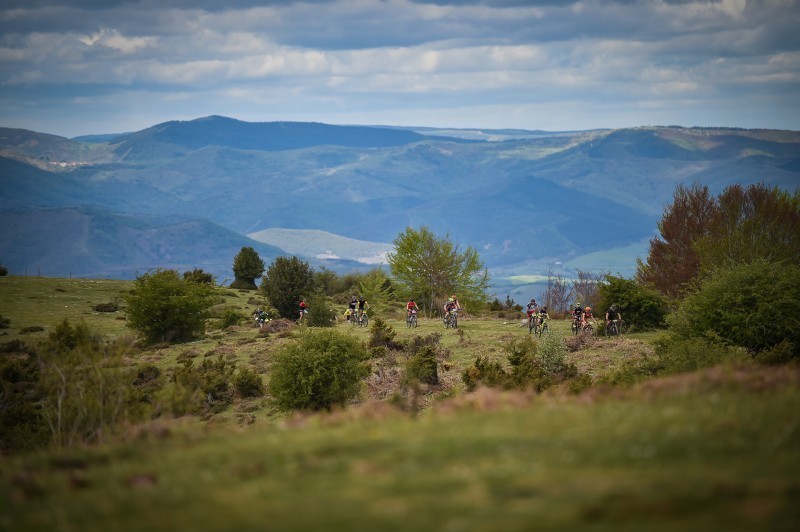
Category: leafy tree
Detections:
[
  {"x1": 571, "y1": 269, "x2": 607, "y2": 309},
  {"x1": 358, "y1": 268, "x2": 394, "y2": 316},
  {"x1": 636, "y1": 183, "x2": 715, "y2": 298},
  {"x1": 268, "y1": 330, "x2": 369, "y2": 411},
  {"x1": 637, "y1": 182, "x2": 799, "y2": 299},
  {"x1": 696, "y1": 184, "x2": 800, "y2": 270},
  {"x1": 231, "y1": 246, "x2": 265, "y2": 290},
  {"x1": 597, "y1": 275, "x2": 668, "y2": 331},
  {"x1": 261, "y1": 256, "x2": 316, "y2": 319},
  {"x1": 669, "y1": 261, "x2": 800, "y2": 358},
  {"x1": 124, "y1": 269, "x2": 217, "y2": 343},
  {"x1": 387, "y1": 226, "x2": 489, "y2": 314}
]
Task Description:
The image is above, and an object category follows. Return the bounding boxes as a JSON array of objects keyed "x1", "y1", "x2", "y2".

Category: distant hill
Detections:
[
  {"x1": 0, "y1": 117, "x2": 797, "y2": 295},
  {"x1": 0, "y1": 207, "x2": 282, "y2": 280}
]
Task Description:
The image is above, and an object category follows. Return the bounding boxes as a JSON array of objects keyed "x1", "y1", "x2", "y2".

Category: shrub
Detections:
[
  {"x1": 304, "y1": 293, "x2": 335, "y2": 327},
  {"x1": 0, "y1": 352, "x2": 47, "y2": 452},
  {"x1": 219, "y1": 306, "x2": 242, "y2": 328},
  {"x1": 0, "y1": 264, "x2": 7, "y2": 276},
  {"x1": 124, "y1": 269, "x2": 217, "y2": 344},
  {"x1": 171, "y1": 355, "x2": 236, "y2": 413},
  {"x1": 268, "y1": 330, "x2": 369, "y2": 411},
  {"x1": 368, "y1": 317, "x2": 399, "y2": 349},
  {"x1": 597, "y1": 275, "x2": 668, "y2": 331},
  {"x1": 36, "y1": 320, "x2": 142, "y2": 447},
  {"x1": 233, "y1": 367, "x2": 265, "y2": 398},
  {"x1": 462, "y1": 356, "x2": 507, "y2": 391},
  {"x1": 93, "y1": 302, "x2": 119, "y2": 312},
  {"x1": 184, "y1": 268, "x2": 214, "y2": 284},
  {"x1": 653, "y1": 335, "x2": 747, "y2": 375},
  {"x1": 405, "y1": 345, "x2": 439, "y2": 385},
  {"x1": 669, "y1": 261, "x2": 800, "y2": 360},
  {"x1": 0, "y1": 314, "x2": 10, "y2": 329}
]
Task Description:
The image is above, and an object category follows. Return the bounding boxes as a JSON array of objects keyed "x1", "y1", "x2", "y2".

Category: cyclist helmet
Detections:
[{"x1": 359, "y1": 296, "x2": 365, "y2": 301}]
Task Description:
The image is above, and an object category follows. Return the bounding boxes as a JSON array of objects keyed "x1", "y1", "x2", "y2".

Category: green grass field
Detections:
[{"x1": 1, "y1": 276, "x2": 798, "y2": 531}]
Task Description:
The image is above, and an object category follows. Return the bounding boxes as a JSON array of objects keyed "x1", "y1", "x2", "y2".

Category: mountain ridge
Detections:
[{"x1": 1, "y1": 117, "x2": 797, "y2": 296}]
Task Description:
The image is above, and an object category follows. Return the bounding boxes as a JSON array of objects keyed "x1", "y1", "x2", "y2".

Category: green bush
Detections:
[
  {"x1": 171, "y1": 355, "x2": 236, "y2": 414},
  {"x1": 233, "y1": 367, "x2": 265, "y2": 398},
  {"x1": 405, "y1": 345, "x2": 438, "y2": 385},
  {"x1": 669, "y1": 261, "x2": 800, "y2": 359},
  {"x1": 653, "y1": 335, "x2": 747, "y2": 375},
  {"x1": 0, "y1": 352, "x2": 47, "y2": 453},
  {"x1": 36, "y1": 320, "x2": 142, "y2": 447},
  {"x1": 0, "y1": 314, "x2": 10, "y2": 329},
  {"x1": 268, "y1": 330, "x2": 369, "y2": 411},
  {"x1": 219, "y1": 306, "x2": 243, "y2": 328},
  {"x1": 597, "y1": 275, "x2": 668, "y2": 331},
  {"x1": 462, "y1": 356, "x2": 507, "y2": 391},
  {"x1": 304, "y1": 293, "x2": 335, "y2": 327},
  {"x1": 368, "y1": 317, "x2": 399, "y2": 349},
  {"x1": 124, "y1": 269, "x2": 217, "y2": 344},
  {"x1": 183, "y1": 268, "x2": 215, "y2": 284}
]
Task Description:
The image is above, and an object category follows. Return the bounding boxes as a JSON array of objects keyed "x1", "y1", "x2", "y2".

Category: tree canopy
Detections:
[
  {"x1": 387, "y1": 226, "x2": 489, "y2": 313},
  {"x1": 261, "y1": 256, "x2": 316, "y2": 319},
  {"x1": 231, "y1": 246, "x2": 265, "y2": 290},
  {"x1": 637, "y1": 182, "x2": 800, "y2": 299}
]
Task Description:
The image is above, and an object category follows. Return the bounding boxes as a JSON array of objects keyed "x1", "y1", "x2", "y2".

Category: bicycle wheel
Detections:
[
  {"x1": 584, "y1": 323, "x2": 593, "y2": 336},
  {"x1": 528, "y1": 317, "x2": 535, "y2": 334},
  {"x1": 538, "y1": 323, "x2": 548, "y2": 337},
  {"x1": 571, "y1": 320, "x2": 579, "y2": 336},
  {"x1": 411, "y1": 315, "x2": 417, "y2": 328},
  {"x1": 361, "y1": 315, "x2": 368, "y2": 327}
]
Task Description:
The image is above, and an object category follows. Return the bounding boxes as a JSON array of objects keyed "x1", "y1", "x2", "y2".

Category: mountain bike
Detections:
[
  {"x1": 571, "y1": 316, "x2": 581, "y2": 336},
  {"x1": 537, "y1": 320, "x2": 549, "y2": 337},
  {"x1": 444, "y1": 309, "x2": 458, "y2": 329},
  {"x1": 358, "y1": 310, "x2": 369, "y2": 328},
  {"x1": 406, "y1": 310, "x2": 418, "y2": 328},
  {"x1": 606, "y1": 319, "x2": 621, "y2": 336},
  {"x1": 528, "y1": 314, "x2": 540, "y2": 335}
]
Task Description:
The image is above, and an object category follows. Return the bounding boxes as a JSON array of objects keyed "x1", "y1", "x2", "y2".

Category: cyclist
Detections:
[
  {"x1": 343, "y1": 307, "x2": 354, "y2": 323},
  {"x1": 525, "y1": 298, "x2": 539, "y2": 329},
  {"x1": 348, "y1": 295, "x2": 358, "y2": 319},
  {"x1": 298, "y1": 299, "x2": 308, "y2": 321},
  {"x1": 357, "y1": 296, "x2": 369, "y2": 321},
  {"x1": 605, "y1": 304, "x2": 621, "y2": 329},
  {"x1": 406, "y1": 298, "x2": 419, "y2": 317},
  {"x1": 443, "y1": 296, "x2": 458, "y2": 318},
  {"x1": 571, "y1": 302, "x2": 583, "y2": 331},
  {"x1": 582, "y1": 305, "x2": 596, "y2": 329},
  {"x1": 538, "y1": 306, "x2": 550, "y2": 330}
]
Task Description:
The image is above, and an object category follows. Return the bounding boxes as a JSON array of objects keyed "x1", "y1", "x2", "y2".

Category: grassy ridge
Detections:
[
  {"x1": 1, "y1": 376, "x2": 797, "y2": 531},
  {"x1": 1, "y1": 276, "x2": 798, "y2": 530}
]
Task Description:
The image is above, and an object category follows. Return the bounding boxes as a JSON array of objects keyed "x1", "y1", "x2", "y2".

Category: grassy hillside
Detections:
[{"x1": 0, "y1": 276, "x2": 797, "y2": 530}]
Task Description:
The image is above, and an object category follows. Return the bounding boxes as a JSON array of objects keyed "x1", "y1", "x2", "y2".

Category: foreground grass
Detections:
[{"x1": 1, "y1": 370, "x2": 798, "y2": 531}]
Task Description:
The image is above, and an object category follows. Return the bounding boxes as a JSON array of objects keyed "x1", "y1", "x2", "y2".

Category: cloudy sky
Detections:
[{"x1": 1, "y1": 0, "x2": 798, "y2": 137}]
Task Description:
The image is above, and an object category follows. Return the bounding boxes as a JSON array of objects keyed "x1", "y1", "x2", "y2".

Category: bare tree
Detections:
[
  {"x1": 571, "y1": 269, "x2": 607, "y2": 309},
  {"x1": 540, "y1": 267, "x2": 572, "y2": 317}
]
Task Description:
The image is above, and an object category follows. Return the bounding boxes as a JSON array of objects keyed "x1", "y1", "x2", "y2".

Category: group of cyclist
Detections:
[
  {"x1": 524, "y1": 298, "x2": 551, "y2": 330},
  {"x1": 568, "y1": 301, "x2": 622, "y2": 334},
  {"x1": 344, "y1": 295, "x2": 369, "y2": 323}
]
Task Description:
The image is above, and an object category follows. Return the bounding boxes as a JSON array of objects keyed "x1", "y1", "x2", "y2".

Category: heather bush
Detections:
[
  {"x1": 405, "y1": 345, "x2": 438, "y2": 385},
  {"x1": 233, "y1": 366, "x2": 265, "y2": 398}
]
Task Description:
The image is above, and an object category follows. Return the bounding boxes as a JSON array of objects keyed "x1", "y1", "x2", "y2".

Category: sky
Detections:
[{"x1": 1, "y1": 0, "x2": 798, "y2": 138}]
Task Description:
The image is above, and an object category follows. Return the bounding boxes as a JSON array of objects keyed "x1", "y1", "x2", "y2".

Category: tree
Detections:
[
  {"x1": 231, "y1": 246, "x2": 265, "y2": 290},
  {"x1": 541, "y1": 267, "x2": 572, "y2": 316},
  {"x1": 597, "y1": 275, "x2": 668, "y2": 331},
  {"x1": 261, "y1": 256, "x2": 316, "y2": 319},
  {"x1": 357, "y1": 268, "x2": 394, "y2": 316},
  {"x1": 387, "y1": 226, "x2": 489, "y2": 314},
  {"x1": 637, "y1": 182, "x2": 800, "y2": 299},
  {"x1": 571, "y1": 269, "x2": 607, "y2": 309},
  {"x1": 636, "y1": 183, "x2": 716, "y2": 299},
  {"x1": 124, "y1": 269, "x2": 217, "y2": 343},
  {"x1": 696, "y1": 184, "x2": 800, "y2": 270},
  {"x1": 669, "y1": 261, "x2": 800, "y2": 358}
]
